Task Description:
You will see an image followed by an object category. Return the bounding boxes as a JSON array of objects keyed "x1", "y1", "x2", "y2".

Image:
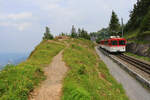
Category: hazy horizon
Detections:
[{"x1": 0, "y1": 52, "x2": 29, "y2": 68}]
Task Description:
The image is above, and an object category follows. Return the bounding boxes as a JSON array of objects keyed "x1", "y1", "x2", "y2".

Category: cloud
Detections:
[
  {"x1": 17, "y1": 22, "x2": 32, "y2": 31},
  {"x1": 0, "y1": 12, "x2": 33, "y2": 31},
  {"x1": 0, "y1": 0, "x2": 137, "y2": 53},
  {"x1": 0, "y1": 22, "x2": 32, "y2": 31},
  {"x1": 7, "y1": 12, "x2": 33, "y2": 20},
  {"x1": 32, "y1": 0, "x2": 113, "y2": 33},
  {"x1": 0, "y1": 12, "x2": 33, "y2": 20},
  {"x1": 0, "y1": 0, "x2": 137, "y2": 33}
]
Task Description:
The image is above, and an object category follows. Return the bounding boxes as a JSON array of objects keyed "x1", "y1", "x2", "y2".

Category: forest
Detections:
[{"x1": 92, "y1": 0, "x2": 150, "y2": 43}]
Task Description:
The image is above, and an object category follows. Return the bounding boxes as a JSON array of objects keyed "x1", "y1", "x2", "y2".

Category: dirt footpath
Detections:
[{"x1": 29, "y1": 50, "x2": 68, "y2": 100}]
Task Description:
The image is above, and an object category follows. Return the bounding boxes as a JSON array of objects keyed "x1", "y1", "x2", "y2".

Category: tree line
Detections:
[
  {"x1": 125, "y1": 0, "x2": 150, "y2": 36},
  {"x1": 42, "y1": 10, "x2": 121, "y2": 41},
  {"x1": 70, "y1": 25, "x2": 90, "y2": 40},
  {"x1": 42, "y1": 25, "x2": 90, "y2": 40},
  {"x1": 43, "y1": 10, "x2": 122, "y2": 42},
  {"x1": 92, "y1": 0, "x2": 150, "y2": 43}
]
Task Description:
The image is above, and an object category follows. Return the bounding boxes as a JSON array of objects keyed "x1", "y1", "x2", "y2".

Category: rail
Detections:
[{"x1": 116, "y1": 54, "x2": 150, "y2": 74}]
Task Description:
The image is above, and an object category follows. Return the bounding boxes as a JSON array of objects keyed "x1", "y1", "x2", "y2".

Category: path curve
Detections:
[{"x1": 29, "y1": 50, "x2": 68, "y2": 100}]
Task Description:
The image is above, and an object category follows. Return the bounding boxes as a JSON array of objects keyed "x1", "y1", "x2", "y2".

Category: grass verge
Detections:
[
  {"x1": 125, "y1": 52, "x2": 150, "y2": 63},
  {"x1": 0, "y1": 40, "x2": 64, "y2": 100},
  {"x1": 62, "y1": 39, "x2": 129, "y2": 100}
]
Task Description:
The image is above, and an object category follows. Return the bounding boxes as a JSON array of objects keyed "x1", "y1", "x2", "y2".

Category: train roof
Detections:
[
  {"x1": 101, "y1": 36, "x2": 126, "y2": 41},
  {"x1": 108, "y1": 38, "x2": 126, "y2": 40}
]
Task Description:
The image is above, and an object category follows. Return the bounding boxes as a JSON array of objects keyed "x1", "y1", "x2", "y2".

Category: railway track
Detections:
[
  {"x1": 116, "y1": 54, "x2": 150, "y2": 74},
  {"x1": 98, "y1": 47, "x2": 150, "y2": 88}
]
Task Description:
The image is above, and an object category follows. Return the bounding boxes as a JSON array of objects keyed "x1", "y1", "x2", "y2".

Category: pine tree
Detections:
[
  {"x1": 79, "y1": 28, "x2": 90, "y2": 40},
  {"x1": 43, "y1": 27, "x2": 53, "y2": 40},
  {"x1": 78, "y1": 28, "x2": 82, "y2": 37},
  {"x1": 60, "y1": 32, "x2": 65, "y2": 36},
  {"x1": 109, "y1": 11, "x2": 120, "y2": 36},
  {"x1": 71, "y1": 25, "x2": 77, "y2": 38},
  {"x1": 125, "y1": 0, "x2": 150, "y2": 32},
  {"x1": 140, "y1": 9, "x2": 150, "y2": 33}
]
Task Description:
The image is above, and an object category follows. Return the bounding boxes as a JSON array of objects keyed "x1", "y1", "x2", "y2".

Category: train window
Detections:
[
  {"x1": 111, "y1": 40, "x2": 118, "y2": 45},
  {"x1": 119, "y1": 40, "x2": 125, "y2": 45},
  {"x1": 105, "y1": 41, "x2": 108, "y2": 45}
]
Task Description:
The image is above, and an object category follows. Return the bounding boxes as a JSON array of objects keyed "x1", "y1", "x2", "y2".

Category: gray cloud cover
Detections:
[{"x1": 0, "y1": 0, "x2": 137, "y2": 53}]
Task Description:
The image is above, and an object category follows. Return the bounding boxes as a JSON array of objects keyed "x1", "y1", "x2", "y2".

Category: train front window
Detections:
[
  {"x1": 119, "y1": 40, "x2": 125, "y2": 45},
  {"x1": 111, "y1": 40, "x2": 118, "y2": 45}
]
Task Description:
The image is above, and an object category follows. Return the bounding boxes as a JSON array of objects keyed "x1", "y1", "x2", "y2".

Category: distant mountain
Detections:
[
  {"x1": 0, "y1": 53, "x2": 29, "y2": 69},
  {"x1": 10, "y1": 56, "x2": 27, "y2": 65},
  {"x1": 0, "y1": 64, "x2": 3, "y2": 70}
]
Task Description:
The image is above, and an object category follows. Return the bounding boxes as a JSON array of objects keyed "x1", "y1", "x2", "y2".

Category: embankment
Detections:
[
  {"x1": 62, "y1": 39, "x2": 129, "y2": 100},
  {"x1": 0, "y1": 40, "x2": 64, "y2": 100},
  {"x1": 0, "y1": 38, "x2": 129, "y2": 100}
]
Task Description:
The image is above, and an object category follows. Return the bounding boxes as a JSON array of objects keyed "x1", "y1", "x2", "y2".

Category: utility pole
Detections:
[
  {"x1": 121, "y1": 18, "x2": 124, "y2": 37},
  {"x1": 103, "y1": 32, "x2": 105, "y2": 39}
]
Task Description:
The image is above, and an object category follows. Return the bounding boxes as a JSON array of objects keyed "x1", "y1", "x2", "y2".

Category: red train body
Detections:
[{"x1": 99, "y1": 36, "x2": 127, "y2": 53}]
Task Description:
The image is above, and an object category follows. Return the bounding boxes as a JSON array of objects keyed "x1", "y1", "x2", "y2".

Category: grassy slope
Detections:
[
  {"x1": 0, "y1": 40, "x2": 64, "y2": 100},
  {"x1": 124, "y1": 29, "x2": 139, "y2": 39},
  {"x1": 62, "y1": 39, "x2": 128, "y2": 100},
  {"x1": 125, "y1": 29, "x2": 150, "y2": 44},
  {"x1": 0, "y1": 38, "x2": 129, "y2": 100}
]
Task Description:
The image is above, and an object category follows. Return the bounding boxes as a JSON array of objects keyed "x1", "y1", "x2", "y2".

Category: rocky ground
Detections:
[{"x1": 127, "y1": 42, "x2": 150, "y2": 57}]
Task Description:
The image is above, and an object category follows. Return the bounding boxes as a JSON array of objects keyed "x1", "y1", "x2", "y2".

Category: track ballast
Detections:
[{"x1": 116, "y1": 54, "x2": 150, "y2": 75}]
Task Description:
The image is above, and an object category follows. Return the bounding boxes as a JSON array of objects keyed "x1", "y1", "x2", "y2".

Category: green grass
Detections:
[
  {"x1": 125, "y1": 52, "x2": 150, "y2": 62},
  {"x1": 125, "y1": 29, "x2": 150, "y2": 44},
  {"x1": 0, "y1": 40, "x2": 65, "y2": 100},
  {"x1": 124, "y1": 30, "x2": 139, "y2": 40},
  {"x1": 62, "y1": 39, "x2": 129, "y2": 100},
  {"x1": 140, "y1": 31, "x2": 150, "y2": 36},
  {"x1": 124, "y1": 29, "x2": 139, "y2": 43},
  {"x1": 0, "y1": 38, "x2": 129, "y2": 100}
]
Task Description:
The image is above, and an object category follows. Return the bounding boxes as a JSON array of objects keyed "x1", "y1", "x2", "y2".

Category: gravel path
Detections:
[
  {"x1": 95, "y1": 47, "x2": 150, "y2": 100},
  {"x1": 29, "y1": 50, "x2": 68, "y2": 100}
]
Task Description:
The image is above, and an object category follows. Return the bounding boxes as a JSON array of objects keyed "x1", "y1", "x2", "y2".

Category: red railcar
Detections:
[{"x1": 99, "y1": 36, "x2": 127, "y2": 52}]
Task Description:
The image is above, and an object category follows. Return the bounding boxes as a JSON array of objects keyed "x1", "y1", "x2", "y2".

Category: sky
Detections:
[{"x1": 0, "y1": 0, "x2": 137, "y2": 54}]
